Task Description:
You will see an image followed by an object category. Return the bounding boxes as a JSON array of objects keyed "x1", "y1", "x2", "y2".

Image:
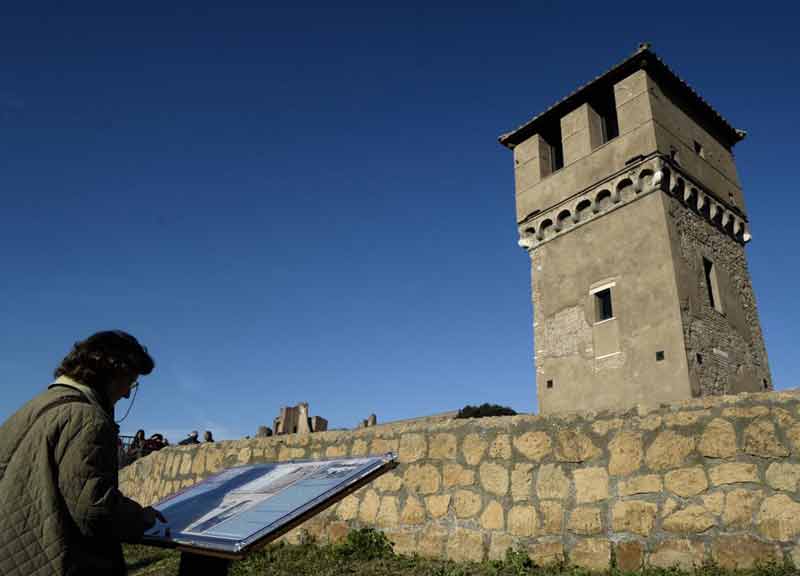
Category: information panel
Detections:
[{"x1": 142, "y1": 453, "x2": 396, "y2": 557}]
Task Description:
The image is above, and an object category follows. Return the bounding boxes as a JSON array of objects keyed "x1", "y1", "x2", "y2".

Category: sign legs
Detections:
[{"x1": 178, "y1": 552, "x2": 231, "y2": 576}]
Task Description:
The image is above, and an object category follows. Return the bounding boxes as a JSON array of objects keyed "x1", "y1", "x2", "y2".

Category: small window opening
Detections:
[
  {"x1": 762, "y1": 378, "x2": 769, "y2": 390},
  {"x1": 693, "y1": 140, "x2": 705, "y2": 158},
  {"x1": 656, "y1": 350, "x2": 665, "y2": 361},
  {"x1": 696, "y1": 353, "x2": 703, "y2": 365},
  {"x1": 591, "y1": 90, "x2": 619, "y2": 145},
  {"x1": 540, "y1": 121, "x2": 564, "y2": 173},
  {"x1": 703, "y1": 257, "x2": 723, "y2": 313},
  {"x1": 546, "y1": 380, "x2": 554, "y2": 389},
  {"x1": 594, "y1": 288, "x2": 613, "y2": 322}
]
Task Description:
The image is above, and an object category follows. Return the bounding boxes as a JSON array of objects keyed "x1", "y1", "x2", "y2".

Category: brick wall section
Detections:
[
  {"x1": 666, "y1": 196, "x2": 772, "y2": 395},
  {"x1": 121, "y1": 390, "x2": 800, "y2": 570}
]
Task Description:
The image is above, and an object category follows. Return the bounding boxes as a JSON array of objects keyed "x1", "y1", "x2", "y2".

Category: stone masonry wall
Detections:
[
  {"x1": 121, "y1": 390, "x2": 800, "y2": 571},
  {"x1": 666, "y1": 196, "x2": 772, "y2": 396}
]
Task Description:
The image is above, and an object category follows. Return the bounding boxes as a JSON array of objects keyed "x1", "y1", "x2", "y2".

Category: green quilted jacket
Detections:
[{"x1": 0, "y1": 378, "x2": 146, "y2": 575}]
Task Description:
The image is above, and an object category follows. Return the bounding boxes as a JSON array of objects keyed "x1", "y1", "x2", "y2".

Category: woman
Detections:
[{"x1": 0, "y1": 330, "x2": 166, "y2": 575}]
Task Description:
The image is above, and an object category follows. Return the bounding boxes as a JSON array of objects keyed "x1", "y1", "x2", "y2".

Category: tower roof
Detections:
[{"x1": 498, "y1": 44, "x2": 746, "y2": 150}]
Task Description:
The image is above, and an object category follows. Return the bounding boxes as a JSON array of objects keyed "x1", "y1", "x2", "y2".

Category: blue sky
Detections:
[{"x1": 1, "y1": 2, "x2": 797, "y2": 440}]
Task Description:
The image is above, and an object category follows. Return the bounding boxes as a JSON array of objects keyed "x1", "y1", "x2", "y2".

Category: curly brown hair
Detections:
[{"x1": 54, "y1": 330, "x2": 154, "y2": 390}]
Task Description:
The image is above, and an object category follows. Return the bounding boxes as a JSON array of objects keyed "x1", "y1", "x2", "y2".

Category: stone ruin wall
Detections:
[{"x1": 121, "y1": 390, "x2": 800, "y2": 571}]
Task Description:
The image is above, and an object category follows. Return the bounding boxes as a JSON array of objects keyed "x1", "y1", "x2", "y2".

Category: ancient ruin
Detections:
[
  {"x1": 272, "y1": 402, "x2": 328, "y2": 435},
  {"x1": 499, "y1": 44, "x2": 771, "y2": 414}
]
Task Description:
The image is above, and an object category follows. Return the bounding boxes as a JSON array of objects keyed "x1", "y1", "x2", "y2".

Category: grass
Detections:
[{"x1": 124, "y1": 529, "x2": 797, "y2": 576}]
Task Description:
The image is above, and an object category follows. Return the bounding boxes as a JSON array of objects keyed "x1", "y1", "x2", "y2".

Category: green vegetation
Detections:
[
  {"x1": 125, "y1": 529, "x2": 796, "y2": 576},
  {"x1": 456, "y1": 404, "x2": 518, "y2": 419}
]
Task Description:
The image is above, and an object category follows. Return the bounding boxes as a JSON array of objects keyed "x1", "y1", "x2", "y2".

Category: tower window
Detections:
[
  {"x1": 539, "y1": 121, "x2": 564, "y2": 173},
  {"x1": 594, "y1": 288, "x2": 613, "y2": 322},
  {"x1": 546, "y1": 379, "x2": 554, "y2": 389},
  {"x1": 590, "y1": 90, "x2": 619, "y2": 145},
  {"x1": 703, "y1": 257, "x2": 723, "y2": 313},
  {"x1": 693, "y1": 140, "x2": 705, "y2": 158}
]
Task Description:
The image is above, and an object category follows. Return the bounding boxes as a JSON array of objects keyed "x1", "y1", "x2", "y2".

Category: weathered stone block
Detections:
[
  {"x1": 662, "y1": 505, "x2": 715, "y2": 533},
  {"x1": 376, "y1": 496, "x2": 399, "y2": 527},
  {"x1": 664, "y1": 410, "x2": 710, "y2": 427},
  {"x1": 609, "y1": 431, "x2": 643, "y2": 476},
  {"x1": 399, "y1": 433, "x2": 427, "y2": 462},
  {"x1": 359, "y1": 489, "x2": 380, "y2": 523},
  {"x1": 569, "y1": 538, "x2": 610, "y2": 571},
  {"x1": 443, "y1": 463, "x2": 474, "y2": 487},
  {"x1": 723, "y1": 488, "x2": 761, "y2": 529},
  {"x1": 537, "y1": 463, "x2": 569, "y2": 500},
  {"x1": 462, "y1": 433, "x2": 487, "y2": 465},
  {"x1": 374, "y1": 472, "x2": 403, "y2": 492},
  {"x1": 418, "y1": 524, "x2": 447, "y2": 558},
  {"x1": 645, "y1": 431, "x2": 695, "y2": 471},
  {"x1": 618, "y1": 474, "x2": 662, "y2": 496},
  {"x1": 592, "y1": 418, "x2": 622, "y2": 436},
  {"x1": 453, "y1": 490, "x2": 482, "y2": 518},
  {"x1": 370, "y1": 437, "x2": 399, "y2": 455},
  {"x1": 336, "y1": 494, "x2": 359, "y2": 520},
  {"x1": 400, "y1": 496, "x2": 426, "y2": 524},
  {"x1": 744, "y1": 419, "x2": 789, "y2": 458},
  {"x1": 647, "y1": 539, "x2": 705, "y2": 570},
  {"x1": 722, "y1": 406, "x2": 770, "y2": 419},
  {"x1": 488, "y1": 533, "x2": 515, "y2": 561},
  {"x1": 612, "y1": 500, "x2": 657, "y2": 536},
  {"x1": 711, "y1": 535, "x2": 780, "y2": 569},
  {"x1": 403, "y1": 463, "x2": 440, "y2": 494},
  {"x1": 568, "y1": 506, "x2": 602, "y2": 535},
  {"x1": 709, "y1": 462, "x2": 759, "y2": 486},
  {"x1": 351, "y1": 439, "x2": 368, "y2": 456},
  {"x1": 513, "y1": 431, "x2": 552, "y2": 462},
  {"x1": 765, "y1": 462, "x2": 800, "y2": 491},
  {"x1": 488, "y1": 434, "x2": 512, "y2": 459},
  {"x1": 179, "y1": 453, "x2": 192, "y2": 475},
  {"x1": 480, "y1": 462, "x2": 509, "y2": 496},
  {"x1": 574, "y1": 467, "x2": 608, "y2": 503},
  {"x1": 511, "y1": 463, "x2": 533, "y2": 501},
  {"x1": 190, "y1": 450, "x2": 206, "y2": 475},
  {"x1": 757, "y1": 494, "x2": 800, "y2": 541},
  {"x1": 555, "y1": 429, "x2": 601, "y2": 462},
  {"x1": 698, "y1": 418, "x2": 737, "y2": 459},
  {"x1": 425, "y1": 494, "x2": 451, "y2": 518},
  {"x1": 447, "y1": 528, "x2": 484, "y2": 563},
  {"x1": 480, "y1": 500, "x2": 505, "y2": 530},
  {"x1": 508, "y1": 505, "x2": 538, "y2": 537},
  {"x1": 528, "y1": 541, "x2": 564, "y2": 566},
  {"x1": 664, "y1": 467, "x2": 708, "y2": 497},
  {"x1": 539, "y1": 501, "x2": 563, "y2": 534},
  {"x1": 615, "y1": 541, "x2": 644, "y2": 572},
  {"x1": 702, "y1": 491, "x2": 725, "y2": 515},
  {"x1": 325, "y1": 444, "x2": 348, "y2": 458},
  {"x1": 428, "y1": 433, "x2": 457, "y2": 459}
]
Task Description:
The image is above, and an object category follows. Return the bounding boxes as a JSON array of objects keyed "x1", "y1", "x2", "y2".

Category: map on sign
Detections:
[{"x1": 142, "y1": 453, "x2": 396, "y2": 557}]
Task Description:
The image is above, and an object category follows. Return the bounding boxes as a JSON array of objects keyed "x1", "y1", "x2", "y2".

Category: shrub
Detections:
[
  {"x1": 456, "y1": 403, "x2": 517, "y2": 419},
  {"x1": 334, "y1": 528, "x2": 394, "y2": 561}
]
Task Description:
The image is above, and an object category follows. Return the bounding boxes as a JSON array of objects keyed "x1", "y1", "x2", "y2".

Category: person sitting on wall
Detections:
[
  {"x1": 0, "y1": 330, "x2": 167, "y2": 576},
  {"x1": 144, "y1": 432, "x2": 167, "y2": 452},
  {"x1": 126, "y1": 428, "x2": 147, "y2": 463},
  {"x1": 203, "y1": 430, "x2": 214, "y2": 443},
  {"x1": 179, "y1": 430, "x2": 200, "y2": 445}
]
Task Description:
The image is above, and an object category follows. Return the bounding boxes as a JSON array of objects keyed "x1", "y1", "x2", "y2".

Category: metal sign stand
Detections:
[{"x1": 178, "y1": 551, "x2": 231, "y2": 576}]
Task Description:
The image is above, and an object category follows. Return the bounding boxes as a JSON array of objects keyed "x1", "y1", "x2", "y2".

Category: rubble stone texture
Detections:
[{"x1": 120, "y1": 390, "x2": 800, "y2": 569}]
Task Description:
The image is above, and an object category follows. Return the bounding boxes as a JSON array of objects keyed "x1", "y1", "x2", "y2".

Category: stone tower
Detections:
[{"x1": 499, "y1": 45, "x2": 771, "y2": 414}]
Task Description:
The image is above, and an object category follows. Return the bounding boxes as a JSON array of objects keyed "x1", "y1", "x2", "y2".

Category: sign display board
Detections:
[{"x1": 142, "y1": 453, "x2": 396, "y2": 558}]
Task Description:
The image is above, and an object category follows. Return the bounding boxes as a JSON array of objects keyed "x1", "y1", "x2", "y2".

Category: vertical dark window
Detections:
[
  {"x1": 540, "y1": 121, "x2": 564, "y2": 172},
  {"x1": 594, "y1": 288, "x2": 613, "y2": 322},
  {"x1": 694, "y1": 140, "x2": 705, "y2": 158},
  {"x1": 703, "y1": 257, "x2": 723, "y2": 313},
  {"x1": 591, "y1": 90, "x2": 619, "y2": 145}
]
